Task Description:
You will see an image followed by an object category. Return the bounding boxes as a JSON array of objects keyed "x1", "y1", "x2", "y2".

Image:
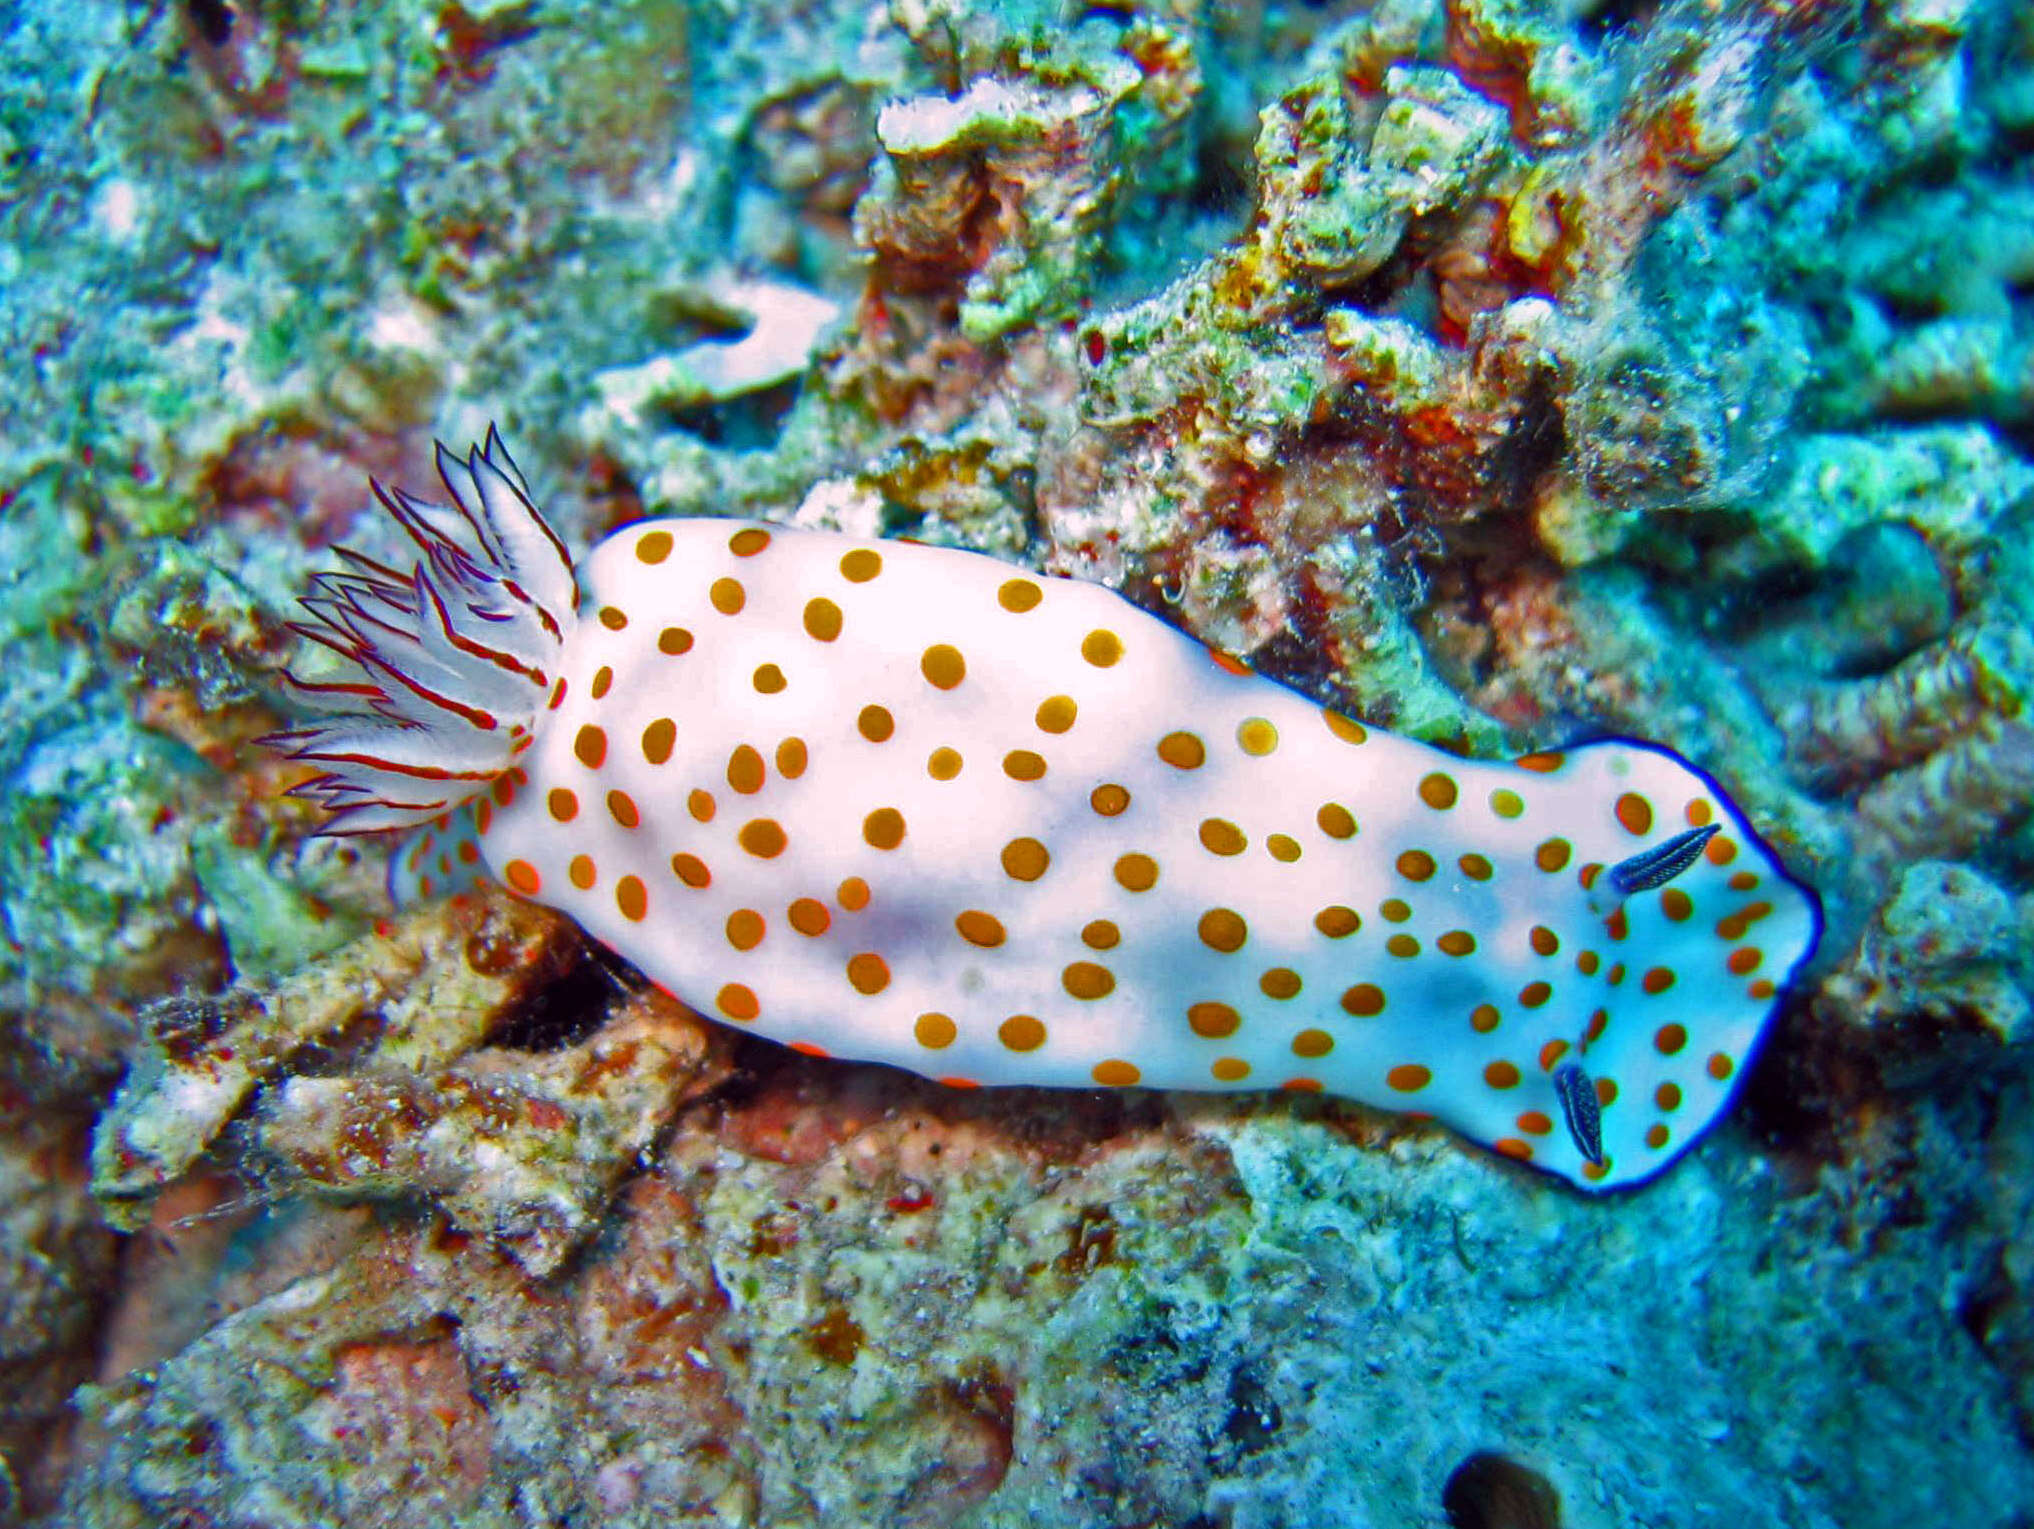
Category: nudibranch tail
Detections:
[{"x1": 259, "y1": 427, "x2": 580, "y2": 835}]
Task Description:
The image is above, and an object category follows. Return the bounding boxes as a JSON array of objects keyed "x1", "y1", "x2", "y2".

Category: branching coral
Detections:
[
  {"x1": 855, "y1": 25, "x2": 1200, "y2": 344},
  {"x1": 92, "y1": 886, "x2": 729, "y2": 1273},
  {"x1": 259, "y1": 981, "x2": 724, "y2": 1274},
  {"x1": 1783, "y1": 623, "x2": 2034, "y2": 791},
  {"x1": 1824, "y1": 860, "x2": 2034, "y2": 1065}
]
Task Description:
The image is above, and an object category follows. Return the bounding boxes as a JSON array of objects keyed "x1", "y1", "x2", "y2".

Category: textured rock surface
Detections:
[
  {"x1": 2, "y1": 0, "x2": 2031, "y2": 1522},
  {"x1": 54, "y1": 1062, "x2": 2034, "y2": 1527}
]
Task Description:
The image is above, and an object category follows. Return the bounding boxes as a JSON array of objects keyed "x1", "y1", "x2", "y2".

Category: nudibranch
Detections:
[{"x1": 265, "y1": 431, "x2": 1820, "y2": 1191}]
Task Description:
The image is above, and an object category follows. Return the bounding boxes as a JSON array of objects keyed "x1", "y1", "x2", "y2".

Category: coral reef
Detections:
[
  {"x1": 44, "y1": 1064, "x2": 2034, "y2": 1527},
  {"x1": 2, "y1": 0, "x2": 2032, "y2": 1520},
  {"x1": 93, "y1": 886, "x2": 730, "y2": 1276}
]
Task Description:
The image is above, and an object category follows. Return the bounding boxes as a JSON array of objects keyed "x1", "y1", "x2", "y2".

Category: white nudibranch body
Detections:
[{"x1": 269, "y1": 435, "x2": 1821, "y2": 1192}]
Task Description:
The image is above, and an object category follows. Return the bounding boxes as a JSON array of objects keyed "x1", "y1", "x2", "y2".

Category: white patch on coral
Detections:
[
  {"x1": 788, "y1": 475, "x2": 885, "y2": 537},
  {"x1": 92, "y1": 177, "x2": 142, "y2": 241},
  {"x1": 366, "y1": 295, "x2": 441, "y2": 356},
  {"x1": 592, "y1": 276, "x2": 840, "y2": 424},
  {"x1": 876, "y1": 76, "x2": 1104, "y2": 154}
]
